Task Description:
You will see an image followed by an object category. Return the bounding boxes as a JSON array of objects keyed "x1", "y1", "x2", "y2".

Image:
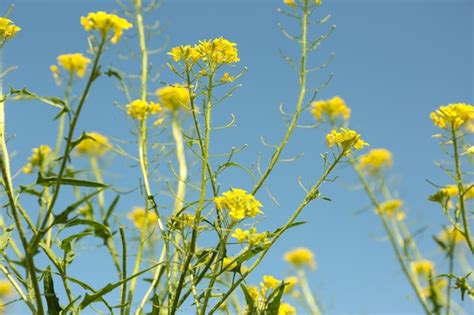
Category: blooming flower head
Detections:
[
  {"x1": 326, "y1": 128, "x2": 368, "y2": 153},
  {"x1": 195, "y1": 37, "x2": 239, "y2": 67},
  {"x1": 168, "y1": 45, "x2": 201, "y2": 63},
  {"x1": 284, "y1": 0, "x2": 296, "y2": 7},
  {"x1": 222, "y1": 257, "x2": 238, "y2": 271},
  {"x1": 156, "y1": 85, "x2": 190, "y2": 111},
  {"x1": 231, "y1": 228, "x2": 249, "y2": 243},
  {"x1": 376, "y1": 199, "x2": 403, "y2": 218},
  {"x1": 284, "y1": 247, "x2": 316, "y2": 269},
  {"x1": 247, "y1": 286, "x2": 260, "y2": 301},
  {"x1": 311, "y1": 96, "x2": 351, "y2": 123},
  {"x1": 358, "y1": 148, "x2": 393, "y2": 175},
  {"x1": 263, "y1": 275, "x2": 280, "y2": 289},
  {"x1": 284, "y1": 276, "x2": 298, "y2": 293},
  {"x1": 411, "y1": 260, "x2": 434, "y2": 277},
  {"x1": 54, "y1": 53, "x2": 91, "y2": 79},
  {"x1": 0, "y1": 279, "x2": 13, "y2": 296},
  {"x1": 278, "y1": 303, "x2": 297, "y2": 315},
  {"x1": 76, "y1": 132, "x2": 110, "y2": 157},
  {"x1": 126, "y1": 99, "x2": 162, "y2": 121},
  {"x1": 430, "y1": 103, "x2": 474, "y2": 130},
  {"x1": 220, "y1": 72, "x2": 234, "y2": 83},
  {"x1": 439, "y1": 226, "x2": 465, "y2": 244},
  {"x1": 22, "y1": 145, "x2": 52, "y2": 174},
  {"x1": 440, "y1": 184, "x2": 474, "y2": 200},
  {"x1": 214, "y1": 188, "x2": 263, "y2": 221},
  {"x1": 127, "y1": 207, "x2": 158, "y2": 229},
  {"x1": 0, "y1": 18, "x2": 20, "y2": 45},
  {"x1": 80, "y1": 11, "x2": 132, "y2": 44}
]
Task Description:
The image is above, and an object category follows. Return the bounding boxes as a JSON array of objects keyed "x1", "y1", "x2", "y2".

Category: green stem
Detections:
[
  {"x1": 120, "y1": 226, "x2": 128, "y2": 315},
  {"x1": 298, "y1": 269, "x2": 321, "y2": 315}
]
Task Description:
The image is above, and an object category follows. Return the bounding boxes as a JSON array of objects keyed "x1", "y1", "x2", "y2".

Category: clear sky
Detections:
[{"x1": 1, "y1": 0, "x2": 473, "y2": 314}]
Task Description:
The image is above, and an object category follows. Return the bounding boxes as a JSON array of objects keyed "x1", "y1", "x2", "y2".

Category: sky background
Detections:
[{"x1": 0, "y1": 0, "x2": 473, "y2": 314}]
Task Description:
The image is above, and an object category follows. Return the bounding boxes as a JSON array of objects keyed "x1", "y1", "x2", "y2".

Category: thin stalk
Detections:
[
  {"x1": 450, "y1": 126, "x2": 473, "y2": 253},
  {"x1": 171, "y1": 111, "x2": 187, "y2": 214},
  {"x1": 298, "y1": 269, "x2": 321, "y2": 315},
  {"x1": 120, "y1": 226, "x2": 128, "y2": 315},
  {"x1": 0, "y1": 264, "x2": 36, "y2": 312}
]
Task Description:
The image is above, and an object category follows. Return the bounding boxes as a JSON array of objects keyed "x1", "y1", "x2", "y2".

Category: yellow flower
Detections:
[
  {"x1": 326, "y1": 128, "x2": 368, "y2": 153},
  {"x1": 195, "y1": 37, "x2": 239, "y2": 66},
  {"x1": 440, "y1": 184, "x2": 474, "y2": 199},
  {"x1": 127, "y1": 207, "x2": 158, "y2": 229},
  {"x1": 247, "y1": 227, "x2": 269, "y2": 247},
  {"x1": 0, "y1": 280, "x2": 13, "y2": 296},
  {"x1": 50, "y1": 65, "x2": 61, "y2": 85},
  {"x1": 56, "y1": 53, "x2": 91, "y2": 78},
  {"x1": 247, "y1": 286, "x2": 260, "y2": 301},
  {"x1": 284, "y1": 276, "x2": 298, "y2": 293},
  {"x1": 439, "y1": 227, "x2": 465, "y2": 244},
  {"x1": 411, "y1": 260, "x2": 434, "y2": 277},
  {"x1": 263, "y1": 275, "x2": 280, "y2": 289},
  {"x1": 76, "y1": 132, "x2": 111, "y2": 157},
  {"x1": 376, "y1": 199, "x2": 403, "y2": 217},
  {"x1": 284, "y1": 0, "x2": 296, "y2": 7},
  {"x1": 278, "y1": 303, "x2": 297, "y2": 315},
  {"x1": 284, "y1": 248, "x2": 316, "y2": 268},
  {"x1": 220, "y1": 72, "x2": 234, "y2": 83},
  {"x1": 222, "y1": 257, "x2": 238, "y2": 271},
  {"x1": 168, "y1": 45, "x2": 200, "y2": 63},
  {"x1": 80, "y1": 11, "x2": 132, "y2": 44},
  {"x1": 422, "y1": 278, "x2": 447, "y2": 299},
  {"x1": 311, "y1": 96, "x2": 351, "y2": 122},
  {"x1": 22, "y1": 145, "x2": 52, "y2": 174},
  {"x1": 214, "y1": 188, "x2": 263, "y2": 221},
  {"x1": 156, "y1": 85, "x2": 190, "y2": 111},
  {"x1": 430, "y1": 103, "x2": 474, "y2": 130},
  {"x1": 231, "y1": 228, "x2": 249, "y2": 243},
  {"x1": 0, "y1": 18, "x2": 20, "y2": 45},
  {"x1": 358, "y1": 148, "x2": 393, "y2": 175},
  {"x1": 315, "y1": 0, "x2": 322, "y2": 5},
  {"x1": 126, "y1": 99, "x2": 162, "y2": 120}
]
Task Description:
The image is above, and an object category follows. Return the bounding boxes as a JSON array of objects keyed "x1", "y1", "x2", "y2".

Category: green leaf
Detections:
[
  {"x1": 9, "y1": 87, "x2": 67, "y2": 109},
  {"x1": 147, "y1": 294, "x2": 161, "y2": 315},
  {"x1": 44, "y1": 266, "x2": 63, "y2": 315},
  {"x1": 103, "y1": 195, "x2": 120, "y2": 226},
  {"x1": 266, "y1": 281, "x2": 285, "y2": 314},
  {"x1": 240, "y1": 284, "x2": 256, "y2": 313},
  {"x1": 53, "y1": 188, "x2": 105, "y2": 225},
  {"x1": 63, "y1": 219, "x2": 112, "y2": 243},
  {"x1": 37, "y1": 173, "x2": 107, "y2": 188}
]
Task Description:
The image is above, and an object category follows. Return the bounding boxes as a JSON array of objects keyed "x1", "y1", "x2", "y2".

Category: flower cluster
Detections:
[
  {"x1": 284, "y1": 247, "x2": 316, "y2": 269},
  {"x1": 220, "y1": 72, "x2": 234, "y2": 83},
  {"x1": 76, "y1": 132, "x2": 111, "y2": 157},
  {"x1": 127, "y1": 207, "x2": 158, "y2": 229},
  {"x1": 311, "y1": 96, "x2": 351, "y2": 123},
  {"x1": 358, "y1": 148, "x2": 393, "y2": 175},
  {"x1": 440, "y1": 184, "x2": 474, "y2": 200},
  {"x1": 222, "y1": 257, "x2": 238, "y2": 271},
  {"x1": 22, "y1": 145, "x2": 52, "y2": 174},
  {"x1": 439, "y1": 227, "x2": 465, "y2": 244},
  {"x1": 51, "y1": 53, "x2": 91, "y2": 80},
  {"x1": 168, "y1": 37, "x2": 239, "y2": 67},
  {"x1": 411, "y1": 260, "x2": 434, "y2": 277},
  {"x1": 430, "y1": 103, "x2": 474, "y2": 131},
  {"x1": 126, "y1": 99, "x2": 162, "y2": 121},
  {"x1": 231, "y1": 227, "x2": 269, "y2": 247},
  {"x1": 156, "y1": 85, "x2": 191, "y2": 111},
  {"x1": 376, "y1": 199, "x2": 405, "y2": 221},
  {"x1": 326, "y1": 128, "x2": 368, "y2": 153},
  {"x1": 80, "y1": 11, "x2": 132, "y2": 44},
  {"x1": 0, "y1": 18, "x2": 20, "y2": 45},
  {"x1": 214, "y1": 188, "x2": 263, "y2": 221},
  {"x1": 284, "y1": 0, "x2": 321, "y2": 8},
  {"x1": 279, "y1": 303, "x2": 297, "y2": 315}
]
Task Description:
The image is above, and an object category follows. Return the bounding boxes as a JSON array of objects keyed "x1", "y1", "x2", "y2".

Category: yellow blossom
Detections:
[
  {"x1": 168, "y1": 45, "x2": 200, "y2": 63},
  {"x1": 56, "y1": 53, "x2": 91, "y2": 78},
  {"x1": 263, "y1": 275, "x2": 280, "y2": 289},
  {"x1": 440, "y1": 184, "x2": 474, "y2": 199},
  {"x1": 284, "y1": 276, "x2": 298, "y2": 293},
  {"x1": 50, "y1": 65, "x2": 61, "y2": 85},
  {"x1": 80, "y1": 11, "x2": 132, "y2": 44},
  {"x1": 411, "y1": 260, "x2": 434, "y2": 277},
  {"x1": 195, "y1": 37, "x2": 239, "y2": 67},
  {"x1": 311, "y1": 96, "x2": 351, "y2": 122},
  {"x1": 126, "y1": 99, "x2": 162, "y2": 120},
  {"x1": 326, "y1": 128, "x2": 368, "y2": 153},
  {"x1": 222, "y1": 257, "x2": 238, "y2": 271},
  {"x1": 284, "y1": 248, "x2": 316, "y2": 268},
  {"x1": 221, "y1": 72, "x2": 234, "y2": 83},
  {"x1": 358, "y1": 148, "x2": 393, "y2": 175},
  {"x1": 214, "y1": 188, "x2": 263, "y2": 221},
  {"x1": 439, "y1": 227, "x2": 465, "y2": 244},
  {"x1": 278, "y1": 303, "x2": 297, "y2": 315},
  {"x1": 247, "y1": 227, "x2": 269, "y2": 247},
  {"x1": 430, "y1": 103, "x2": 474, "y2": 130},
  {"x1": 376, "y1": 199, "x2": 403, "y2": 217},
  {"x1": 156, "y1": 85, "x2": 190, "y2": 111},
  {"x1": 231, "y1": 228, "x2": 249, "y2": 243},
  {"x1": 247, "y1": 286, "x2": 260, "y2": 301},
  {"x1": 22, "y1": 145, "x2": 52, "y2": 174},
  {"x1": 284, "y1": 0, "x2": 296, "y2": 7},
  {"x1": 127, "y1": 207, "x2": 158, "y2": 229},
  {"x1": 76, "y1": 132, "x2": 111, "y2": 157},
  {"x1": 315, "y1": 0, "x2": 322, "y2": 5},
  {"x1": 0, "y1": 18, "x2": 20, "y2": 45},
  {"x1": 0, "y1": 280, "x2": 13, "y2": 296}
]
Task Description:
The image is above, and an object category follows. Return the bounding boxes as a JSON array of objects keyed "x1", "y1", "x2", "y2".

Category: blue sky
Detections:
[{"x1": 1, "y1": 0, "x2": 473, "y2": 314}]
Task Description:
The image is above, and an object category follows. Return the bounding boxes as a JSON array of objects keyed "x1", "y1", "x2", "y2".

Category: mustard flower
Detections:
[
  {"x1": 263, "y1": 275, "x2": 280, "y2": 289},
  {"x1": 411, "y1": 260, "x2": 434, "y2": 277},
  {"x1": 22, "y1": 145, "x2": 52, "y2": 174},
  {"x1": 376, "y1": 199, "x2": 403, "y2": 217},
  {"x1": 284, "y1": 0, "x2": 296, "y2": 7},
  {"x1": 440, "y1": 184, "x2": 474, "y2": 200},
  {"x1": 247, "y1": 227, "x2": 269, "y2": 247},
  {"x1": 168, "y1": 45, "x2": 200, "y2": 63},
  {"x1": 315, "y1": 0, "x2": 322, "y2": 5},
  {"x1": 80, "y1": 11, "x2": 132, "y2": 44},
  {"x1": 0, "y1": 280, "x2": 13, "y2": 296},
  {"x1": 326, "y1": 128, "x2": 368, "y2": 153},
  {"x1": 195, "y1": 37, "x2": 240, "y2": 66},
  {"x1": 126, "y1": 99, "x2": 162, "y2": 121},
  {"x1": 278, "y1": 303, "x2": 297, "y2": 315},
  {"x1": 222, "y1": 257, "x2": 238, "y2": 271},
  {"x1": 0, "y1": 18, "x2": 20, "y2": 45},
  {"x1": 247, "y1": 286, "x2": 260, "y2": 301},
  {"x1": 76, "y1": 132, "x2": 111, "y2": 157},
  {"x1": 214, "y1": 188, "x2": 263, "y2": 221},
  {"x1": 55, "y1": 53, "x2": 91, "y2": 78},
  {"x1": 430, "y1": 103, "x2": 474, "y2": 130},
  {"x1": 358, "y1": 148, "x2": 393, "y2": 175},
  {"x1": 311, "y1": 96, "x2": 351, "y2": 123},
  {"x1": 231, "y1": 228, "x2": 249, "y2": 243},
  {"x1": 284, "y1": 276, "x2": 298, "y2": 293},
  {"x1": 284, "y1": 247, "x2": 316, "y2": 269},
  {"x1": 220, "y1": 72, "x2": 234, "y2": 83},
  {"x1": 156, "y1": 85, "x2": 190, "y2": 111},
  {"x1": 127, "y1": 207, "x2": 158, "y2": 229},
  {"x1": 439, "y1": 227, "x2": 465, "y2": 244}
]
